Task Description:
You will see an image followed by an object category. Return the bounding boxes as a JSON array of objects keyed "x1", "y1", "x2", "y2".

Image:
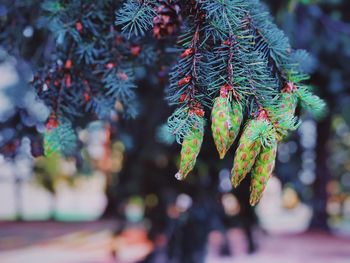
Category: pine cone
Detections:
[
  {"x1": 276, "y1": 88, "x2": 298, "y2": 140},
  {"x1": 211, "y1": 96, "x2": 242, "y2": 159},
  {"x1": 153, "y1": 1, "x2": 182, "y2": 39},
  {"x1": 231, "y1": 120, "x2": 261, "y2": 187},
  {"x1": 281, "y1": 82, "x2": 298, "y2": 116},
  {"x1": 280, "y1": 92, "x2": 298, "y2": 117},
  {"x1": 176, "y1": 120, "x2": 204, "y2": 180},
  {"x1": 250, "y1": 139, "x2": 278, "y2": 206}
]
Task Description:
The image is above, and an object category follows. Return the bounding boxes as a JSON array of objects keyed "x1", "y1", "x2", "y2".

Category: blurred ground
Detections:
[
  {"x1": 0, "y1": 173, "x2": 107, "y2": 221},
  {"x1": 0, "y1": 221, "x2": 349, "y2": 263}
]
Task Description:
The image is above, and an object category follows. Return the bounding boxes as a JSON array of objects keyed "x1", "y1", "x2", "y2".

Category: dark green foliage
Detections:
[
  {"x1": 164, "y1": 0, "x2": 324, "y2": 146},
  {"x1": 116, "y1": 0, "x2": 157, "y2": 38},
  {"x1": 296, "y1": 86, "x2": 328, "y2": 119},
  {"x1": 1, "y1": 0, "x2": 153, "y2": 156},
  {"x1": 0, "y1": 0, "x2": 326, "y2": 160},
  {"x1": 44, "y1": 119, "x2": 77, "y2": 156}
]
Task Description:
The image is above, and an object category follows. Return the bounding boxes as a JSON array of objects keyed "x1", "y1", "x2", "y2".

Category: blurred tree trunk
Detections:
[
  {"x1": 309, "y1": 116, "x2": 331, "y2": 230},
  {"x1": 49, "y1": 192, "x2": 56, "y2": 220},
  {"x1": 101, "y1": 172, "x2": 120, "y2": 218},
  {"x1": 14, "y1": 173, "x2": 23, "y2": 221},
  {"x1": 99, "y1": 123, "x2": 122, "y2": 219}
]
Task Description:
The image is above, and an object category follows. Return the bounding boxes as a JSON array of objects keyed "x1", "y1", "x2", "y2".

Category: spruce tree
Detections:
[{"x1": 0, "y1": 0, "x2": 326, "y2": 205}]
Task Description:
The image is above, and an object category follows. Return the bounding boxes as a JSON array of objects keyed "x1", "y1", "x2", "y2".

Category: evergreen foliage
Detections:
[
  {"x1": 44, "y1": 119, "x2": 77, "y2": 156},
  {"x1": 163, "y1": 0, "x2": 321, "y2": 147},
  {"x1": 0, "y1": 0, "x2": 153, "y2": 156},
  {"x1": 0, "y1": 0, "x2": 327, "y2": 203},
  {"x1": 115, "y1": 0, "x2": 157, "y2": 38}
]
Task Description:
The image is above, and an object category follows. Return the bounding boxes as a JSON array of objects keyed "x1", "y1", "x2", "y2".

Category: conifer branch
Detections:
[{"x1": 115, "y1": 0, "x2": 157, "y2": 38}]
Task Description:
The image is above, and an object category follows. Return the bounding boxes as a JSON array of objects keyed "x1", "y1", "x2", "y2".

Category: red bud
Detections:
[
  {"x1": 106, "y1": 63, "x2": 115, "y2": 69},
  {"x1": 178, "y1": 76, "x2": 191, "y2": 86},
  {"x1": 180, "y1": 48, "x2": 194, "y2": 58},
  {"x1": 46, "y1": 117, "x2": 58, "y2": 130},
  {"x1": 282, "y1": 82, "x2": 295, "y2": 93},
  {"x1": 220, "y1": 84, "x2": 233, "y2": 98},
  {"x1": 76, "y1": 22, "x2": 83, "y2": 32},
  {"x1": 130, "y1": 45, "x2": 141, "y2": 56},
  {"x1": 257, "y1": 109, "x2": 269, "y2": 120},
  {"x1": 194, "y1": 108, "x2": 205, "y2": 117},
  {"x1": 84, "y1": 92, "x2": 90, "y2": 102},
  {"x1": 65, "y1": 74, "x2": 72, "y2": 87},
  {"x1": 65, "y1": 59, "x2": 72, "y2": 69},
  {"x1": 179, "y1": 93, "x2": 187, "y2": 102},
  {"x1": 118, "y1": 72, "x2": 128, "y2": 81}
]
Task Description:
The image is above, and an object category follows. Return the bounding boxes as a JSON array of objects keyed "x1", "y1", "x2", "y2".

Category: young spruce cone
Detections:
[
  {"x1": 231, "y1": 119, "x2": 261, "y2": 187},
  {"x1": 250, "y1": 139, "x2": 278, "y2": 206},
  {"x1": 276, "y1": 82, "x2": 298, "y2": 140},
  {"x1": 211, "y1": 96, "x2": 242, "y2": 159},
  {"x1": 281, "y1": 82, "x2": 298, "y2": 117},
  {"x1": 175, "y1": 121, "x2": 204, "y2": 180}
]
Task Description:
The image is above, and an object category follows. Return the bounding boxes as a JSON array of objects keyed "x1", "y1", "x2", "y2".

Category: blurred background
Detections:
[{"x1": 1, "y1": 0, "x2": 350, "y2": 262}]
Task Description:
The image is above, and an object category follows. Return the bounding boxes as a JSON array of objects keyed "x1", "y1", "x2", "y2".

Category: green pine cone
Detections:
[
  {"x1": 231, "y1": 120, "x2": 261, "y2": 188},
  {"x1": 280, "y1": 92, "x2": 298, "y2": 117},
  {"x1": 176, "y1": 122, "x2": 204, "y2": 181},
  {"x1": 211, "y1": 97, "x2": 242, "y2": 159},
  {"x1": 277, "y1": 92, "x2": 298, "y2": 140},
  {"x1": 250, "y1": 140, "x2": 278, "y2": 206}
]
